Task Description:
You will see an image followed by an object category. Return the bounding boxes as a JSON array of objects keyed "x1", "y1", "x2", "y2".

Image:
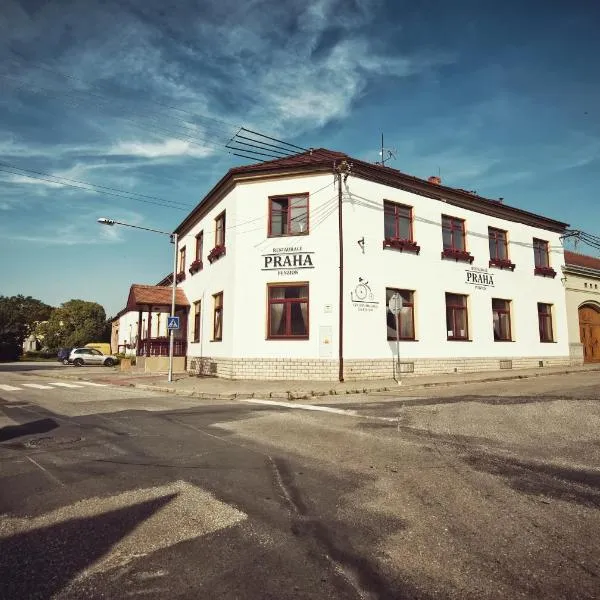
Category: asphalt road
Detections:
[{"x1": 1, "y1": 368, "x2": 599, "y2": 599}]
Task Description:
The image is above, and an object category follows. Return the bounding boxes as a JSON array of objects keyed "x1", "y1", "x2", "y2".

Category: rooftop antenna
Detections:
[{"x1": 377, "y1": 133, "x2": 396, "y2": 166}]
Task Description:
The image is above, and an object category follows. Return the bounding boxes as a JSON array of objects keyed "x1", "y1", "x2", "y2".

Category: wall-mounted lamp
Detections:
[{"x1": 357, "y1": 237, "x2": 365, "y2": 253}]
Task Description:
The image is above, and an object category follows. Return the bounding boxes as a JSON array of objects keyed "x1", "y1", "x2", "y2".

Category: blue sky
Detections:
[{"x1": 1, "y1": 0, "x2": 599, "y2": 317}]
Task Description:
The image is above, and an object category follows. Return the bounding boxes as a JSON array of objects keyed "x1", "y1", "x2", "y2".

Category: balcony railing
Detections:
[{"x1": 137, "y1": 337, "x2": 187, "y2": 357}]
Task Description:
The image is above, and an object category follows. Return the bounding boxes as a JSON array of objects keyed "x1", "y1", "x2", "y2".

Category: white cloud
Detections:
[
  {"x1": 110, "y1": 139, "x2": 214, "y2": 158},
  {"x1": 1, "y1": 173, "x2": 65, "y2": 188}
]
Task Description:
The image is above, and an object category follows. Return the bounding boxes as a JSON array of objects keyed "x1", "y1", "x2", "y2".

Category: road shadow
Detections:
[
  {"x1": 0, "y1": 492, "x2": 178, "y2": 600},
  {"x1": 0, "y1": 363, "x2": 65, "y2": 372},
  {"x1": 464, "y1": 453, "x2": 600, "y2": 508},
  {"x1": 0, "y1": 418, "x2": 59, "y2": 442}
]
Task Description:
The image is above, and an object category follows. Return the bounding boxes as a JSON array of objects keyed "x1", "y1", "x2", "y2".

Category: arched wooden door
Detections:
[{"x1": 579, "y1": 304, "x2": 600, "y2": 363}]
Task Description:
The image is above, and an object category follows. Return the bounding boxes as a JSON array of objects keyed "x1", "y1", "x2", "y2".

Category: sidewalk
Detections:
[{"x1": 34, "y1": 363, "x2": 600, "y2": 401}]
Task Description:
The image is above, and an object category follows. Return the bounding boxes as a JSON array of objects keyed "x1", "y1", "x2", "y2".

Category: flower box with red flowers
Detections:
[
  {"x1": 489, "y1": 257, "x2": 516, "y2": 271},
  {"x1": 189, "y1": 259, "x2": 203, "y2": 275},
  {"x1": 383, "y1": 238, "x2": 421, "y2": 254},
  {"x1": 441, "y1": 248, "x2": 474, "y2": 264},
  {"x1": 534, "y1": 265, "x2": 557, "y2": 278},
  {"x1": 207, "y1": 245, "x2": 226, "y2": 264},
  {"x1": 175, "y1": 271, "x2": 186, "y2": 283}
]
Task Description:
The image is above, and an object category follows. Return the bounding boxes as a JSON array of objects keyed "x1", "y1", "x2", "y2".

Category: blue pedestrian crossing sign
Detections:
[{"x1": 167, "y1": 316, "x2": 180, "y2": 330}]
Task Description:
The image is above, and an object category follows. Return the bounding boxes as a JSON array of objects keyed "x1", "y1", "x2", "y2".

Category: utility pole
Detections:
[{"x1": 335, "y1": 160, "x2": 352, "y2": 382}]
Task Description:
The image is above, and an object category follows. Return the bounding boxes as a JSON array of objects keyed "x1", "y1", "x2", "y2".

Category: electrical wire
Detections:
[
  {"x1": 0, "y1": 166, "x2": 190, "y2": 211},
  {"x1": 0, "y1": 160, "x2": 192, "y2": 207}
]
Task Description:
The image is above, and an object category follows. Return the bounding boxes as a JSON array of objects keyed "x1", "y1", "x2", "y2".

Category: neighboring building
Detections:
[
  {"x1": 112, "y1": 284, "x2": 189, "y2": 370},
  {"x1": 157, "y1": 148, "x2": 574, "y2": 380},
  {"x1": 563, "y1": 251, "x2": 600, "y2": 363}
]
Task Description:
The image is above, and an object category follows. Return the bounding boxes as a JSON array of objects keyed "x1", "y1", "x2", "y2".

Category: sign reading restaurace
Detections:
[
  {"x1": 465, "y1": 266, "x2": 495, "y2": 290},
  {"x1": 262, "y1": 246, "x2": 315, "y2": 276}
]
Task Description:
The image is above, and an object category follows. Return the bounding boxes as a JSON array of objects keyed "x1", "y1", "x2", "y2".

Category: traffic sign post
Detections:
[{"x1": 389, "y1": 293, "x2": 403, "y2": 384}]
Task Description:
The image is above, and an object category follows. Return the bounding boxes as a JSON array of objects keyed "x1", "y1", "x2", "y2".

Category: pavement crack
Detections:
[{"x1": 269, "y1": 456, "x2": 394, "y2": 600}]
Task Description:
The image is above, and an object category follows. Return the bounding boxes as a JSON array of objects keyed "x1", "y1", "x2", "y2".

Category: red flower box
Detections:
[
  {"x1": 489, "y1": 258, "x2": 516, "y2": 271},
  {"x1": 441, "y1": 248, "x2": 474, "y2": 264},
  {"x1": 383, "y1": 238, "x2": 421, "y2": 254},
  {"x1": 534, "y1": 265, "x2": 556, "y2": 278},
  {"x1": 189, "y1": 259, "x2": 203, "y2": 274},
  {"x1": 208, "y1": 245, "x2": 226, "y2": 264}
]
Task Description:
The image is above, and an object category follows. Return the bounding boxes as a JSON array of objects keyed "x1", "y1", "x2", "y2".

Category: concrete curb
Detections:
[{"x1": 126, "y1": 365, "x2": 600, "y2": 401}]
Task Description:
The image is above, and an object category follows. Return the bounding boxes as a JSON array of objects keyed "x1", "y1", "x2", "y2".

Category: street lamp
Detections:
[{"x1": 98, "y1": 218, "x2": 178, "y2": 383}]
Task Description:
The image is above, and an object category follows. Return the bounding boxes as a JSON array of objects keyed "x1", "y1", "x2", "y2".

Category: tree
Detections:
[
  {"x1": 0, "y1": 295, "x2": 53, "y2": 360},
  {"x1": 39, "y1": 300, "x2": 107, "y2": 350}
]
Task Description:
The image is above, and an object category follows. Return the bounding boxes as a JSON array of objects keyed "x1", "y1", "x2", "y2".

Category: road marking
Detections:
[
  {"x1": 0, "y1": 384, "x2": 22, "y2": 391},
  {"x1": 241, "y1": 398, "x2": 358, "y2": 415},
  {"x1": 25, "y1": 455, "x2": 65, "y2": 487},
  {"x1": 47, "y1": 382, "x2": 85, "y2": 388},
  {"x1": 77, "y1": 381, "x2": 108, "y2": 387},
  {"x1": 21, "y1": 383, "x2": 54, "y2": 390}
]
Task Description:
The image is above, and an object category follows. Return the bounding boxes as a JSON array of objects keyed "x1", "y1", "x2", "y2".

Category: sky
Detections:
[{"x1": 1, "y1": 0, "x2": 599, "y2": 317}]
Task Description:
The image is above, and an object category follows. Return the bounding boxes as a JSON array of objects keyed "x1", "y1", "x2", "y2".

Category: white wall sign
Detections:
[
  {"x1": 261, "y1": 246, "x2": 315, "y2": 276},
  {"x1": 465, "y1": 266, "x2": 495, "y2": 290},
  {"x1": 350, "y1": 277, "x2": 379, "y2": 312}
]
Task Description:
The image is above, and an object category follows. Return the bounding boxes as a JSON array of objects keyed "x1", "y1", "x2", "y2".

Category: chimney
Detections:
[{"x1": 428, "y1": 175, "x2": 442, "y2": 185}]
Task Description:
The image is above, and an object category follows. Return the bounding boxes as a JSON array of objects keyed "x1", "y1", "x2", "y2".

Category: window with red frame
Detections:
[
  {"x1": 492, "y1": 298, "x2": 512, "y2": 341},
  {"x1": 215, "y1": 212, "x2": 226, "y2": 247},
  {"x1": 533, "y1": 238, "x2": 550, "y2": 268},
  {"x1": 195, "y1": 231, "x2": 203, "y2": 261},
  {"x1": 193, "y1": 301, "x2": 201, "y2": 343},
  {"x1": 538, "y1": 303, "x2": 553, "y2": 342},
  {"x1": 442, "y1": 216, "x2": 466, "y2": 251},
  {"x1": 386, "y1": 288, "x2": 415, "y2": 340},
  {"x1": 268, "y1": 284, "x2": 309, "y2": 339},
  {"x1": 178, "y1": 246, "x2": 186, "y2": 273},
  {"x1": 384, "y1": 201, "x2": 412, "y2": 241},
  {"x1": 489, "y1": 228, "x2": 508, "y2": 261},
  {"x1": 213, "y1": 292, "x2": 223, "y2": 341},
  {"x1": 446, "y1": 293, "x2": 469, "y2": 340},
  {"x1": 269, "y1": 195, "x2": 309, "y2": 236}
]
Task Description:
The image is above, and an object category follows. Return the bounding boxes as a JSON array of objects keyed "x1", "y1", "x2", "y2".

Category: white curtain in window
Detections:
[
  {"x1": 299, "y1": 302, "x2": 308, "y2": 333},
  {"x1": 270, "y1": 303, "x2": 285, "y2": 335}
]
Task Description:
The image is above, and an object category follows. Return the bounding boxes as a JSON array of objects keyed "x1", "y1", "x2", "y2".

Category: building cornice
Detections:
[
  {"x1": 174, "y1": 153, "x2": 569, "y2": 237},
  {"x1": 562, "y1": 264, "x2": 600, "y2": 279}
]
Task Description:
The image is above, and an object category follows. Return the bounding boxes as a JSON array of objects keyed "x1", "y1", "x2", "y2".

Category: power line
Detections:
[
  {"x1": 0, "y1": 165, "x2": 191, "y2": 211},
  {"x1": 0, "y1": 160, "x2": 192, "y2": 207}
]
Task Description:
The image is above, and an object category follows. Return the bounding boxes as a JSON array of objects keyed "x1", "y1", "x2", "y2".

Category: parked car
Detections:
[
  {"x1": 57, "y1": 347, "x2": 73, "y2": 365},
  {"x1": 68, "y1": 347, "x2": 118, "y2": 367}
]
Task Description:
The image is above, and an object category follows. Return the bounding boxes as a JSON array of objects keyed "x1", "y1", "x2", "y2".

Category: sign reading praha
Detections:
[
  {"x1": 262, "y1": 246, "x2": 314, "y2": 276},
  {"x1": 465, "y1": 266, "x2": 495, "y2": 290}
]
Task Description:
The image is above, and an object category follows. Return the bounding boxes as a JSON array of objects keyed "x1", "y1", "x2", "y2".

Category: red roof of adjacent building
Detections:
[
  {"x1": 564, "y1": 251, "x2": 600, "y2": 272},
  {"x1": 125, "y1": 284, "x2": 189, "y2": 310}
]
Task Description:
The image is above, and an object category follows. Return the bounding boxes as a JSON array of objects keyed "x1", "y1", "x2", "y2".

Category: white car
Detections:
[{"x1": 68, "y1": 348, "x2": 117, "y2": 367}]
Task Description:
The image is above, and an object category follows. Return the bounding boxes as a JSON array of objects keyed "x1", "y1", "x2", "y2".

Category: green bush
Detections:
[{"x1": 23, "y1": 350, "x2": 56, "y2": 360}]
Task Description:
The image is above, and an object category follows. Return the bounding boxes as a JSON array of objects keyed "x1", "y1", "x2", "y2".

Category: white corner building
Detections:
[{"x1": 149, "y1": 148, "x2": 575, "y2": 380}]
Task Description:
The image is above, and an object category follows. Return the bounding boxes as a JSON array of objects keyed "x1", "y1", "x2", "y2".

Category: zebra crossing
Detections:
[{"x1": 0, "y1": 381, "x2": 108, "y2": 392}]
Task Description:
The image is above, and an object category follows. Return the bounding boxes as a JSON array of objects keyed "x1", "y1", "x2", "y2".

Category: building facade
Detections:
[
  {"x1": 563, "y1": 251, "x2": 600, "y2": 363},
  {"x1": 166, "y1": 148, "x2": 573, "y2": 380}
]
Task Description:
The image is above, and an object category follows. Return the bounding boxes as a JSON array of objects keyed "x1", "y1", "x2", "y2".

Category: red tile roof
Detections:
[
  {"x1": 126, "y1": 284, "x2": 189, "y2": 310},
  {"x1": 564, "y1": 251, "x2": 600, "y2": 272}
]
